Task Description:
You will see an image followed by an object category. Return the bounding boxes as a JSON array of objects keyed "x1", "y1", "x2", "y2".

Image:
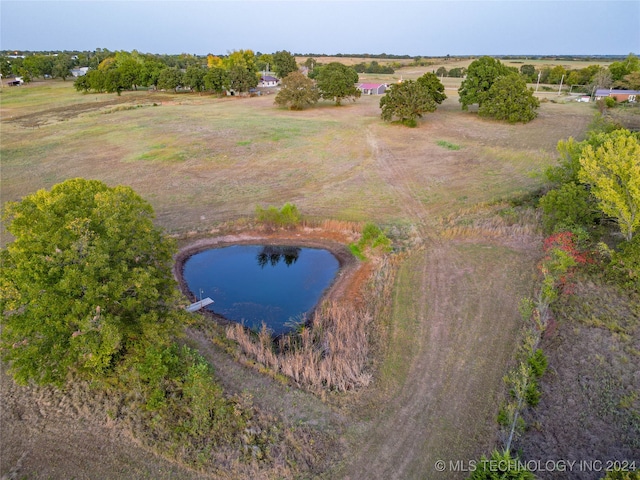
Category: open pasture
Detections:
[{"x1": 1, "y1": 75, "x2": 597, "y2": 478}]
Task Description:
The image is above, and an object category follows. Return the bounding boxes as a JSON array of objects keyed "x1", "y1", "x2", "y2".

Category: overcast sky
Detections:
[{"x1": 1, "y1": 1, "x2": 638, "y2": 56}]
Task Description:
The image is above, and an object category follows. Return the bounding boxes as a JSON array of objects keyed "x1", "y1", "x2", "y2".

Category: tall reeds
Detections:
[{"x1": 227, "y1": 301, "x2": 373, "y2": 392}]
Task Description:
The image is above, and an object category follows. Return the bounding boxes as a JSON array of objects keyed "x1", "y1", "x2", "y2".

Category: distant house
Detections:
[
  {"x1": 595, "y1": 89, "x2": 640, "y2": 103},
  {"x1": 71, "y1": 67, "x2": 89, "y2": 77},
  {"x1": 259, "y1": 75, "x2": 279, "y2": 88},
  {"x1": 357, "y1": 83, "x2": 387, "y2": 95}
]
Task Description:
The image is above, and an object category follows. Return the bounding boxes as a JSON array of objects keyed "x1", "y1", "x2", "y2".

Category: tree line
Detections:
[{"x1": 434, "y1": 53, "x2": 640, "y2": 93}]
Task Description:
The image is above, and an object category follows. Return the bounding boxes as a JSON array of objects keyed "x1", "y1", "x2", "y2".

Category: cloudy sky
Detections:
[{"x1": 1, "y1": 0, "x2": 638, "y2": 56}]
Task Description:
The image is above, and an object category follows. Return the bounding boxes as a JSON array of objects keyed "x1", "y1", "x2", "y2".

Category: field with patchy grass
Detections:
[{"x1": 1, "y1": 70, "x2": 610, "y2": 479}]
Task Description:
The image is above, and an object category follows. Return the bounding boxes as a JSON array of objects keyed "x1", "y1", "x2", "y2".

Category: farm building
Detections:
[
  {"x1": 357, "y1": 83, "x2": 387, "y2": 95},
  {"x1": 259, "y1": 75, "x2": 279, "y2": 88},
  {"x1": 71, "y1": 67, "x2": 89, "y2": 77},
  {"x1": 595, "y1": 89, "x2": 640, "y2": 103}
]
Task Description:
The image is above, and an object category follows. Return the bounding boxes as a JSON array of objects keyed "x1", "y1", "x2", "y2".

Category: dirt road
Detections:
[{"x1": 337, "y1": 127, "x2": 539, "y2": 479}]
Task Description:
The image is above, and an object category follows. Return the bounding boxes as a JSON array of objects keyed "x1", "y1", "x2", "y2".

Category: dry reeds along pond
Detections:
[{"x1": 182, "y1": 245, "x2": 340, "y2": 335}]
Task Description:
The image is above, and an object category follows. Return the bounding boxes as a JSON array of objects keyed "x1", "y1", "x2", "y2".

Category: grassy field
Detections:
[{"x1": 1, "y1": 71, "x2": 601, "y2": 479}]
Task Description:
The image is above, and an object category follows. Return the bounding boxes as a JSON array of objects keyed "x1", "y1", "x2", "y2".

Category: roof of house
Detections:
[
  {"x1": 596, "y1": 89, "x2": 640, "y2": 96},
  {"x1": 358, "y1": 83, "x2": 386, "y2": 89},
  {"x1": 261, "y1": 75, "x2": 278, "y2": 82}
]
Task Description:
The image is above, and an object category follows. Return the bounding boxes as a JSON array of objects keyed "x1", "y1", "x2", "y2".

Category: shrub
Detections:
[
  {"x1": 350, "y1": 223, "x2": 392, "y2": 259},
  {"x1": 437, "y1": 140, "x2": 461, "y2": 150},
  {"x1": 607, "y1": 235, "x2": 640, "y2": 292},
  {"x1": 255, "y1": 202, "x2": 301, "y2": 228},
  {"x1": 605, "y1": 96, "x2": 617, "y2": 108},
  {"x1": 527, "y1": 349, "x2": 548, "y2": 379},
  {"x1": 467, "y1": 450, "x2": 535, "y2": 480},
  {"x1": 525, "y1": 379, "x2": 542, "y2": 407}
]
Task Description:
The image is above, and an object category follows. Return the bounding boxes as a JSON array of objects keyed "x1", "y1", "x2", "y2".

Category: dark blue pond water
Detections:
[{"x1": 182, "y1": 245, "x2": 339, "y2": 335}]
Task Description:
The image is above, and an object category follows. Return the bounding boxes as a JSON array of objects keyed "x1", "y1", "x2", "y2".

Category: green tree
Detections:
[
  {"x1": 0, "y1": 56, "x2": 13, "y2": 78},
  {"x1": 617, "y1": 71, "x2": 640, "y2": 90},
  {"x1": 274, "y1": 71, "x2": 319, "y2": 110},
  {"x1": 255, "y1": 53, "x2": 274, "y2": 73},
  {"x1": 22, "y1": 54, "x2": 54, "y2": 79},
  {"x1": 458, "y1": 56, "x2": 516, "y2": 109},
  {"x1": 52, "y1": 54, "x2": 73, "y2": 80},
  {"x1": 315, "y1": 62, "x2": 361, "y2": 106},
  {"x1": 115, "y1": 54, "x2": 142, "y2": 90},
  {"x1": 416, "y1": 72, "x2": 447, "y2": 104},
  {"x1": 609, "y1": 53, "x2": 640, "y2": 81},
  {"x1": 139, "y1": 57, "x2": 166, "y2": 88},
  {"x1": 184, "y1": 65, "x2": 206, "y2": 92},
  {"x1": 578, "y1": 129, "x2": 640, "y2": 241},
  {"x1": 304, "y1": 57, "x2": 317, "y2": 71},
  {"x1": 0, "y1": 179, "x2": 182, "y2": 386},
  {"x1": 228, "y1": 65, "x2": 258, "y2": 93},
  {"x1": 539, "y1": 182, "x2": 597, "y2": 232},
  {"x1": 478, "y1": 74, "x2": 540, "y2": 123},
  {"x1": 272, "y1": 50, "x2": 298, "y2": 79},
  {"x1": 547, "y1": 65, "x2": 567, "y2": 84},
  {"x1": 157, "y1": 67, "x2": 184, "y2": 92},
  {"x1": 74, "y1": 73, "x2": 92, "y2": 93},
  {"x1": 204, "y1": 66, "x2": 229, "y2": 93},
  {"x1": 380, "y1": 73, "x2": 446, "y2": 126},
  {"x1": 520, "y1": 64, "x2": 536, "y2": 81},
  {"x1": 448, "y1": 67, "x2": 465, "y2": 78},
  {"x1": 436, "y1": 66, "x2": 448, "y2": 77},
  {"x1": 104, "y1": 69, "x2": 127, "y2": 95}
]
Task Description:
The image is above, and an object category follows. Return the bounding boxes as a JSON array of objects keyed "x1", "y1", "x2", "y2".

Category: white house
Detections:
[
  {"x1": 357, "y1": 83, "x2": 387, "y2": 95},
  {"x1": 260, "y1": 75, "x2": 279, "y2": 88},
  {"x1": 71, "y1": 67, "x2": 89, "y2": 77}
]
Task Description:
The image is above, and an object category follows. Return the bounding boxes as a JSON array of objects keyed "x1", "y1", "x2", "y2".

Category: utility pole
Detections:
[
  {"x1": 535, "y1": 71, "x2": 541, "y2": 93},
  {"x1": 558, "y1": 74, "x2": 564, "y2": 95}
]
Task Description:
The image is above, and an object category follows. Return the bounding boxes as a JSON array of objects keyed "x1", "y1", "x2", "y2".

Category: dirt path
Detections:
[
  {"x1": 339, "y1": 242, "x2": 535, "y2": 479},
  {"x1": 337, "y1": 129, "x2": 538, "y2": 479}
]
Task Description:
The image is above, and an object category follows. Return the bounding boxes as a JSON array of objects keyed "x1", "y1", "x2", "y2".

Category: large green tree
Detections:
[
  {"x1": 478, "y1": 74, "x2": 540, "y2": 123},
  {"x1": 315, "y1": 62, "x2": 361, "y2": 106},
  {"x1": 0, "y1": 179, "x2": 183, "y2": 386},
  {"x1": 228, "y1": 65, "x2": 258, "y2": 93},
  {"x1": 578, "y1": 129, "x2": 640, "y2": 241},
  {"x1": 458, "y1": 56, "x2": 516, "y2": 109},
  {"x1": 272, "y1": 50, "x2": 298, "y2": 79},
  {"x1": 380, "y1": 73, "x2": 446, "y2": 126},
  {"x1": 157, "y1": 67, "x2": 184, "y2": 92},
  {"x1": 274, "y1": 71, "x2": 319, "y2": 110},
  {"x1": 204, "y1": 66, "x2": 229, "y2": 93},
  {"x1": 184, "y1": 65, "x2": 206, "y2": 92},
  {"x1": 52, "y1": 54, "x2": 74, "y2": 81}
]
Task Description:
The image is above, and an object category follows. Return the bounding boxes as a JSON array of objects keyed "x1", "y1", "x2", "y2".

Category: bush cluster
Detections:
[{"x1": 255, "y1": 202, "x2": 301, "y2": 228}]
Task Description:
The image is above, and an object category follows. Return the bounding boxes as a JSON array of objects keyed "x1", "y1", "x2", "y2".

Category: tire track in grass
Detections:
[
  {"x1": 338, "y1": 128, "x2": 536, "y2": 479},
  {"x1": 341, "y1": 243, "x2": 533, "y2": 479}
]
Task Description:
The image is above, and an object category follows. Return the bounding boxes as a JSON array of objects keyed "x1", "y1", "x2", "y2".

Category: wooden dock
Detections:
[{"x1": 186, "y1": 297, "x2": 214, "y2": 313}]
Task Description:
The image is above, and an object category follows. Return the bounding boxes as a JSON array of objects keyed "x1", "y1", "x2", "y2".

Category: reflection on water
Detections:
[
  {"x1": 182, "y1": 245, "x2": 339, "y2": 335},
  {"x1": 257, "y1": 246, "x2": 301, "y2": 267}
]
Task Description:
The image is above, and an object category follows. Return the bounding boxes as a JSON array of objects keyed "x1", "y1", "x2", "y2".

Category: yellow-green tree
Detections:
[{"x1": 579, "y1": 130, "x2": 640, "y2": 241}]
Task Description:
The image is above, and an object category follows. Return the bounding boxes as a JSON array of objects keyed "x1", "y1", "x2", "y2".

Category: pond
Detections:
[{"x1": 182, "y1": 245, "x2": 340, "y2": 335}]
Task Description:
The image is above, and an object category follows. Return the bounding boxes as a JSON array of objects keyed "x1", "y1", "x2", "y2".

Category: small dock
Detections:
[{"x1": 186, "y1": 297, "x2": 214, "y2": 313}]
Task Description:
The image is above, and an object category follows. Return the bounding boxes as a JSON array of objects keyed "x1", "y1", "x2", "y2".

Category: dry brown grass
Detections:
[
  {"x1": 1, "y1": 76, "x2": 601, "y2": 479},
  {"x1": 226, "y1": 253, "x2": 396, "y2": 392}
]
